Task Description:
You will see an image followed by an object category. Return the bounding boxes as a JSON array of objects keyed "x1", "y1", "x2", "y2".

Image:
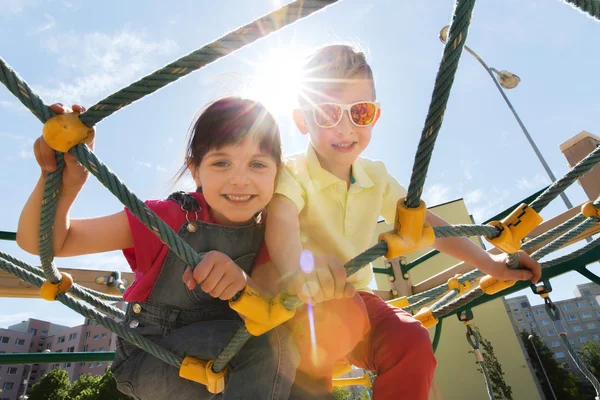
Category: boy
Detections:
[{"x1": 266, "y1": 44, "x2": 541, "y2": 399}]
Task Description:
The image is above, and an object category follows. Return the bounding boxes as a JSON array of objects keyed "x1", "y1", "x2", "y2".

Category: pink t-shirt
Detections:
[{"x1": 122, "y1": 192, "x2": 269, "y2": 302}]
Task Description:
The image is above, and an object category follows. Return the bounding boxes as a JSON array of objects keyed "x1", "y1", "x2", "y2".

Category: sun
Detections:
[{"x1": 242, "y1": 47, "x2": 307, "y2": 116}]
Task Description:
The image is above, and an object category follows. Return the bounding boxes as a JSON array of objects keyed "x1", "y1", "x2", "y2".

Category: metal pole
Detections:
[
  {"x1": 463, "y1": 45, "x2": 574, "y2": 210},
  {"x1": 529, "y1": 335, "x2": 558, "y2": 400}
]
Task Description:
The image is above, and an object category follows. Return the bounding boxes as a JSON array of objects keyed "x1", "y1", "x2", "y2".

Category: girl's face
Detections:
[{"x1": 190, "y1": 137, "x2": 278, "y2": 226}]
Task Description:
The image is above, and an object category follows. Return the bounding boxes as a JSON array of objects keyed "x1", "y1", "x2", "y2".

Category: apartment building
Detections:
[
  {"x1": 0, "y1": 317, "x2": 117, "y2": 399},
  {"x1": 505, "y1": 282, "x2": 600, "y2": 381}
]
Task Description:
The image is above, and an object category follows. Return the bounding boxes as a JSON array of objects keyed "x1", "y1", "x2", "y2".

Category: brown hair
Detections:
[
  {"x1": 176, "y1": 97, "x2": 282, "y2": 183},
  {"x1": 299, "y1": 44, "x2": 376, "y2": 106}
]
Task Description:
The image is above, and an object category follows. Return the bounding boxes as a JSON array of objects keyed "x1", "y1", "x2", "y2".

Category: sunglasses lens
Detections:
[
  {"x1": 315, "y1": 104, "x2": 342, "y2": 127},
  {"x1": 350, "y1": 102, "x2": 376, "y2": 126}
]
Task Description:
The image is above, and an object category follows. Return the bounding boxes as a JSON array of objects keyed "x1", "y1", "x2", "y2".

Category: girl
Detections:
[{"x1": 17, "y1": 98, "x2": 298, "y2": 399}]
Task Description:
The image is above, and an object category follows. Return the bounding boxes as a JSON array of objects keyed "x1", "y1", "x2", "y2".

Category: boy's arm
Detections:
[{"x1": 426, "y1": 211, "x2": 541, "y2": 283}]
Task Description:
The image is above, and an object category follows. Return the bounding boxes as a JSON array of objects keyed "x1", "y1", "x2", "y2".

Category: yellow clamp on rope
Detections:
[
  {"x1": 447, "y1": 275, "x2": 470, "y2": 295},
  {"x1": 40, "y1": 272, "x2": 73, "y2": 301},
  {"x1": 332, "y1": 373, "x2": 372, "y2": 389},
  {"x1": 582, "y1": 201, "x2": 600, "y2": 219},
  {"x1": 385, "y1": 296, "x2": 409, "y2": 309},
  {"x1": 485, "y1": 203, "x2": 543, "y2": 254},
  {"x1": 413, "y1": 307, "x2": 438, "y2": 329},
  {"x1": 378, "y1": 198, "x2": 435, "y2": 259},
  {"x1": 332, "y1": 362, "x2": 352, "y2": 379},
  {"x1": 479, "y1": 275, "x2": 516, "y2": 295},
  {"x1": 229, "y1": 285, "x2": 296, "y2": 336},
  {"x1": 179, "y1": 357, "x2": 226, "y2": 394},
  {"x1": 43, "y1": 112, "x2": 95, "y2": 153}
]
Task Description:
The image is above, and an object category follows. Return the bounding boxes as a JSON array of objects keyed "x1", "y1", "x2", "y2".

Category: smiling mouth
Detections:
[
  {"x1": 223, "y1": 194, "x2": 255, "y2": 202},
  {"x1": 332, "y1": 142, "x2": 356, "y2": 148}
]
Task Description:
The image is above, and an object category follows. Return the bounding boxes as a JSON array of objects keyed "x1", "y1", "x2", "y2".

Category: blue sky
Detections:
[{"x1": 0, "y1": 0, "x2": 599, "y2": 328}]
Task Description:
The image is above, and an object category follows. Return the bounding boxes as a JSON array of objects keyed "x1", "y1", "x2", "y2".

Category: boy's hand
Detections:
[
  {"x1": 35, "y1": 104, "x2": 94, "y2": 189},
  {"x1": 182, "y1": 251, "x2": 248, "y2": 300},
  {"x1": 284, "y1": 254, "x2": 355, "y2": 304},
  {"x1": 480, "y1": 250, "x2": 542, "y2": 284}
]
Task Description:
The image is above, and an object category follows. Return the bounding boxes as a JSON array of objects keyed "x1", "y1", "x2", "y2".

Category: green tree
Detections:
[
  {"x1": 96, "y1": 369, "x2": 134, "y2": 400},
  {"x1": 332, "y1": 386, "x2": 352, "y2": 400},
  {"x1": 473, "y1": 326, "x2": 513, "y2": 400},
  {"x1": 355, "y1": 389, "x2": 371, "y2": 399},
  {"x1": 67, "y1": 373, "x2": 101, "y2": 399},
  {"x1": 28, "y1": 367, "x2": 70, "y2": 400},
  {"x1": 520, "y1": 331, "x2": 583, "y2": 400},
  {"x1": 579, "y1": 339, "x2": 600, "y2": 380}
]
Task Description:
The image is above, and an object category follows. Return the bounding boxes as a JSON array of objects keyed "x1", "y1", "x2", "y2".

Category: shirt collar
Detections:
[{"x1": 305, "y1": 145, "x2": 374, "y2": 191}]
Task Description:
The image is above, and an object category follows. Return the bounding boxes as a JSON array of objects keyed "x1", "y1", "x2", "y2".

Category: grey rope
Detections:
[
  {"x1": 560, "y1": 334, "x2": 600, "y2": 395},
  {"x1": 531, "y1": 217, "x2": 599, "y2": 261},
  {"x1": 434, "y1": 224, "x2": 499, "y2": 239},
  {"x1": 405, "y1": 0, "x2": 477, "y2": 208},
  {"x1": 562, "y1": 0, "x2": 600, "y2": 21}
]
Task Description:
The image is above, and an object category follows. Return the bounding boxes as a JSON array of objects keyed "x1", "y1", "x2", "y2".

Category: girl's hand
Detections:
[
  {"x1": 182, "y1": 251, "x2": 248, "y2": 300},
  {"x1": 34, "y1": 104, "x2": 94, "y2": 189},
  {"x1": 480, "y1": 250, "x2": 542, "y2": 284}
]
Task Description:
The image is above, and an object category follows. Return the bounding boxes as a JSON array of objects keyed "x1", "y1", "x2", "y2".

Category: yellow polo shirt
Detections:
[{"x1": 275, "y1": 145, "x2": 407, "y2": 292}]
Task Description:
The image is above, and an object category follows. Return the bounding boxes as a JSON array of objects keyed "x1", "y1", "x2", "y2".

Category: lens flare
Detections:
[{"x1": 300, "y1": 249, "x2": 314, "y2": 273}]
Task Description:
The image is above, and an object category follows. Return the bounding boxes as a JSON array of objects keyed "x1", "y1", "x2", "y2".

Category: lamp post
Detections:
[
  {"x1": 439, "y1": 26, "x2": 574, "y2": 211},
  {"x1": 528, "y1": 334, "x2": 558, "y2": 400}
]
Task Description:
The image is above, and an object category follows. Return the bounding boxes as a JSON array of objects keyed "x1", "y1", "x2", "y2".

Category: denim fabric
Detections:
[{"x1": 112, "y1": 193, "x2": 298, "y2": 399}]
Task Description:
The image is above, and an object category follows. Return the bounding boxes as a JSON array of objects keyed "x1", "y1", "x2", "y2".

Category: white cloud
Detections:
[
  {"x1": 459, "y1": 159, "x2": 478, "y2": 181},
  {"x1": 464, "y1": 189, "x2": 485, "y2": 206},
  {"x1": 0, "y1": 312, "x2": 34, "y2": 326},
  {"x1": 4, "y1": 0, "x2": 38, "y2": 14},
  {"x1": 76, "y1": 252, "x2": 130, "y2": 272},
  {"x1": 0, "y1": 100, "x2": 26, "y2": 112},
  {"x1": 20, "y1": 150, "x2": 33, "y2": 158},
  {"x1": 422, "y1": 184, "x2": 452, "y2": 206},
  {"x1": 468, "y1": 187, "x2": 511, "y2": 223},
  {"x1": 136, "y1": 160, "x2": 152, "y2": 168},
  {"x1": 156, "y1": 165, "x2": 166, "y2": 172},
  {"x1": 516, "y1": 174, "x2": 550, "y2": 190},
  {"x1": 36, "y1": 31, "x2": 178, "y2": 104},
  {"x1": 34, "y1": 13, "x2": 56, "y2": 34}
]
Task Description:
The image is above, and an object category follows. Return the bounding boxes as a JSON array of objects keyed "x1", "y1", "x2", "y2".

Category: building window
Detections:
[
  {"x1": 591, "y1": 300, "x2": 597, "y2": 306},
  {"x1": 99, "y1": 347, "x2": 105, "y2": 352},
  {"x1": 546, "y1": 330, "x2": 556, "y2": 336},
  {"x1": 80, "y1": 362, "x2": 86, "y2": 367},
  {"x1": 517, "y1": 318, "x2": 524, "y2": 322},
  {"x1": 555, "y1": 352, "x2": 565, "y2": 358},
  {"x1": 83, "y1": 345, "x2": 88, "y2": 352},
  {"x1": 58, "y1": 336, "x2": 65, "y2": 343},
  {"x1": 30, "y1": 328, "x2": 37, "y2": 335},
  {"x1": 582, "y1": 290, "x2": 592, "y2": 297},
  {"x1": 41, "y1": 330, "x2": 48, "y2": 335},
  {"x1": 512, "y1": 308, "x2": 519, "y2": 313},
  {"x1": 536, "y1": 309, "x2": 546, "y2": 315},
  {"x1": 582, "y1": 312, "x2": 592, "y2": 319},
  {"x1": 592, "y1": 334, "x2": 600, "y2": 340},
  {"x1": 85, "y1": 332, "x2": 91, "y2": 339},
  {"x1": 101, "y1": 333, "x2": 107, "y2": 338},
  {"x1": 576, "y1": 301, "x2": 587, "y2": 308},
  {"x1": 550, "y1": 341, "x2": 560, "y2": 347},
  {"x1": 64, "y1": 363, "x2": 71, "y2": 368},
  {"x1": 597, "y1": 311, "x2": 600, "y2": 318},
  {"x1": 86, "y1": 319, "x2": 93, "y2": 326},
  {"x1": 2, "y1": 382, "x2": 14, "y2": 390},
  {"x1": 542, "y1": 319, "x2": 551, "y2": 326},
  {"x1": 531, "y1": 322, "x2": 537, "y2": 328},
  {"x1": 98, "y1": 362, "x2": 103, "y2": 366},
  {"x1": 0, "y1": 336, "x2": 9, "y2": 344},
  {"x1": 520, "y1": 301, "x2": 529, "y2": 308},
  {"x1": 579, "y1": 336, "x2": 589, "y2": 343},
  {"x1": 90, "y1": 364, "x2": 95, "y2": 369},
  {"x1": 69, "y1": 333, "x2": 77, "y2": 340},
  {"x1": 563, "y1": 304, "x2": 573, "y2": 311},
  {"x1": 587, "y1": 323, "x2": 598, "y2": 330},
  {"x1": 525, "y1": 312, "x2": 533, "y2": 318},
  {"x1": 94, "y1": 335, "x2": 99, "y2": 340},
  {"x1": 7, "y1": 367, "x2": 17, "y2": 375},
  {"x1": 573, "y1": 325, "x2": 584, "y2": 332},
  {"x1": 67, "y1": 347, "x2": 75, "y2": 353},
  {"x1": 16, "y1": 339, "x2": 25, "y2": 346},
  {"x1": 567, "y1": 315, "x2": 578, "y2": 321}
]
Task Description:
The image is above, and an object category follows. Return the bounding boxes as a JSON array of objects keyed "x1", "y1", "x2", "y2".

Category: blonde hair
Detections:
[{"x1": 299, "y1": 44, "x2": 376, "y2": 105}]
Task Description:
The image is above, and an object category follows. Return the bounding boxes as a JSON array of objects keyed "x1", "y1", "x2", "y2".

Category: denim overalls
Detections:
[{"x1": 112, "y1": 192, "x2": 298, "y2": 399}]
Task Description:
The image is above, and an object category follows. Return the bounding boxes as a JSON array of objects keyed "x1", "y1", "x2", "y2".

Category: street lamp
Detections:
[
  {"x1": 528, "y1": 334, "x2": 558, "y2": 400},
  {"x1": 439, "y1": 26, "x2": 574, "y2": 211}
]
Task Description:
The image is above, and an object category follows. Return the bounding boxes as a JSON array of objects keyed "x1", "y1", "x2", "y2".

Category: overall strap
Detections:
[{"x1": 167, "y1": 191, "x2": 200, "y2": 212}]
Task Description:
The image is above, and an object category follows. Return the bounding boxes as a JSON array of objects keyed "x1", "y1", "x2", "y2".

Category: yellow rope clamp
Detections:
[
  {"x1": 485, "y1": 203, "x2": 543, "y2": 254},
  {"x1": 42, "y1": 112, "x2": 95, "y2": 153},
  {"x1": 379, "y1": 198, "x2": 435, "y2": 259},
  {"x1": 332, "y1": 373, "x2": 372, "y2": 389},
  {"x1": 478, "y1": 275, "x2": 516, "y2": 295},
  {"x1": 386, "y1": 296, "x2": 409, "y2": 309},
  {"x1": 179, "y1": 357, "x2": 226, "y2": 394},
  {"x1": 582, "y1": 201, "x2": 600, "y2": 219},
  {"x1": 332, "y1": 362, "x2": 352, "y2": 379},
  {"x1": 40, "y1": 272, "x2": 73, "y2": 301},
  {"x1": 413, "y1": 307, "x2": 438, "y2": 329},
  {"x1": 229, "y1": 285, "x2": 296, "y2": 336},
  {"x1": 447, "y1": 275, "x2": 470, "y2": 295}
]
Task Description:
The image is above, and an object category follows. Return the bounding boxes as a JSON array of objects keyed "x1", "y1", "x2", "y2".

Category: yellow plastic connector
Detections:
[
  {"x1": 40, "y1": 272, "x2": 73, "y2": 301},
  {"x1": 413, "y1": 307, "x2": 438, "y2": 329},
  {"x1": 485, "y1": 203, "x2": 543, "y2": 254},
  {"x1": 332, "y1": 373, "x2": 372, "y2": 388},
  {"x1": 179, "y1": 357, "x2": 226, "y2": 394},
  {"x1": 43, "y1": 112, "x2": 95, "y2": 153},
  {"x1": 378, "y1": 198, "x2": 435, "y2": 259},
  {"x1": 229, "y1": 285, "x2": 296, "y2": 336},
  {"x1": 582, "y1": 201, "x2": 600, "y2": 219},
  {"x1": 479, "y1": 275, "x2": 516, "y2": 295},
  {"x1": 447, "y1": 275, "x2": 470, "y2": 295},
  {"x1": 386, "y1": 296, "x2": 409, "y2": 309},
  {"x1": 332, "y1": 362, "x2": 352, "y2": 379}
]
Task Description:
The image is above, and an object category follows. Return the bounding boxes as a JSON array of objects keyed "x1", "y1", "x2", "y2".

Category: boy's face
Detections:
[{"x1": 295, "y1": 79, "x2": 379, "y2": 173}]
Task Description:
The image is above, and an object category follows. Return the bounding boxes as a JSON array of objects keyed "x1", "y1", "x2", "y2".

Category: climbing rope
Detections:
[
  {"x1": 562, "y1": 0, "x2": 600, "y2": 21},
  {"x1": 465, "y1": 324, "x2": 495, "y2": 400}
]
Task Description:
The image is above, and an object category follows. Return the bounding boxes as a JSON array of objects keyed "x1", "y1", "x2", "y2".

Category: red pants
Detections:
[{"x1": 291, "y1": 292, "x2": 437, "y2": 400}]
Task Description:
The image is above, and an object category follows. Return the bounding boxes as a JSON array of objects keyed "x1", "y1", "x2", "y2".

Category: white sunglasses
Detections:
[{"x1": 302, "y1": 101, "x2": 380, "y2": 128}]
